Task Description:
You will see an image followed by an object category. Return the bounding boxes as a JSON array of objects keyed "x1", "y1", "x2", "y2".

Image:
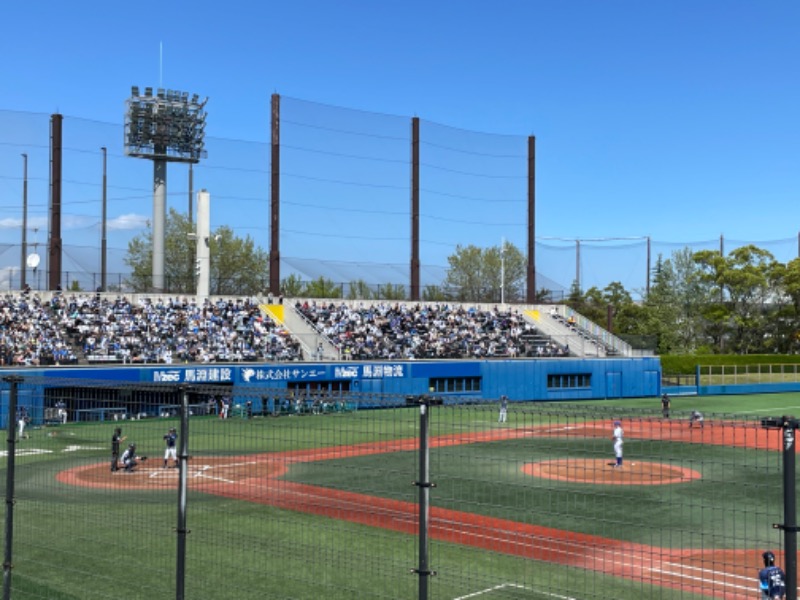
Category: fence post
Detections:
[
  {"x1": 781, "y1": 421, "x2": 798, "y2": 600},
  {"x1": 407, "y1": 395, "x2": 442, "y2": 600},
  {"x1": 762, "y1": 415, "x2": 798, "y2": 600},
  {"x1": 175, "y1": 385, "x2": 190, "y2": 600},
  {"x1": 2, "y1": 375, "x2": 22, "y2": 600}
]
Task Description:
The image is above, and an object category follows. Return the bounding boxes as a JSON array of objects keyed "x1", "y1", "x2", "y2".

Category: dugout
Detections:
[
  {"x1": 44, "y1": 384, "x2": 183, "y2": 422},
  {"x1": 0, "y1": 356, "x2": 662, "y2": 427}
]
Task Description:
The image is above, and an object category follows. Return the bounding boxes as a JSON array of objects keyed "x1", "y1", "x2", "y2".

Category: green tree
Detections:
[
  {"x1": 210, "y1": 226, "x2": 270, "y2": 296},
  {"x1": 670, "y1": 247, "x2": 710, "y2": 353},
  {"x1": 346, "y1": 280, "x2": 373, "y2": 300},
  {"x1": 781, "y1": 258, "x2": 800, "y2": 313},
  {"x1": 691, "y1": 249, "x2": 730, "y2": 352},
  {"x1": 280, "y1": 274, "x2": 305, "y2": 297},
  {"x1": 422, "y1": 285, "x2": 449, "y2": 302},
  {"x1": 124, "y1": 209, "x2": 269, "y2": 295},
  {"x1": 304, "y1": 277, "x2": 342, "y2": 299},
  {"x1": 375, "y1": 283, "x2": 406, "y2": 300},
  {"x1": 574, "y1": 286, "x2": 606, "y2": 325},
  {"x1": 718, "y1": 245, "x2": 779, "y2": 353},
  {"x1": 444, "y1": 241, "x2": 525, "y2": 302},
  {"x1": 774, "y1": 259, "x2": 800, "y2": 352},
  {"x1": 567, "y1": 280, "x2": 583, "y2": 305},
  {"x1": 640, "y1": 254, "x2": 681, "y2": 353}
]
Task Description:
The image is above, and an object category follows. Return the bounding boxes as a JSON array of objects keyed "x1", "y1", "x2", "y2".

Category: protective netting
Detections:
[
  {"x1": 0, "y1": 377, "x2": 787, "y2": 599},
  {"x1": 0, "y1": 107, "x2": 798, "y2": 297}
]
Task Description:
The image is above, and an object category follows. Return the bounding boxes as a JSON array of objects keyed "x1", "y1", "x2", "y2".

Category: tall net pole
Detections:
[
  {"x1": 124, "y1": 87, "x2": 207, "y2": 293},
  {"x1": 2, "y1": 376, "x2": 22, "y2": 600}
]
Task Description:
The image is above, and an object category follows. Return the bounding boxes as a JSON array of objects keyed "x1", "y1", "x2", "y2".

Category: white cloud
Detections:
[
  {"x1": 61, "y1": 215, "x2": 97, "y2": 230},
  {"x1": 0, "y1": 214, "x2": 147, "y2": 233},
  {"x1": 0, "y1": 217, "x2": 47, "y2": 230},
  {"x1": 108, "y1": 213, "x2": 149, "y2": 231},
  {"x1": 0, "y1": 218, "x2": 21, "y2": 229}
]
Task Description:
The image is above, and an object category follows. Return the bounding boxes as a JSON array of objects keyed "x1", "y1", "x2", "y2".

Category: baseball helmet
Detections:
[
  {"x1": 170, "y1": 428, "x2": 177, "y2": 433},
  {"x1": 763, "y1": 550, "x2": 775, "y2": 566},
  {"x1": 128, "y1": 443, "x2": 136, "y2": 450},
  {"x1": 614, "y1": 421, "x2": 621, "y2": 426}
]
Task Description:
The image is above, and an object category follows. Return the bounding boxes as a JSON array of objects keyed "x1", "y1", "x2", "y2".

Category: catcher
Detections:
[{"x1": 120, "y1": 443, "x2": 147, "y2": 473}]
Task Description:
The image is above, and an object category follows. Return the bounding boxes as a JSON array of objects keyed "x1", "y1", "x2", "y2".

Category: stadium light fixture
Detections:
[
  {"x1": 124, "y1": 86, "x2": 208, "y2": 163},
  {"x1": 125, "y1": 85, "x2": 208, "y2": 292}
]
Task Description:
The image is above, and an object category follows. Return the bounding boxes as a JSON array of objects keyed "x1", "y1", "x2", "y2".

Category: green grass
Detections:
[
  {"x1": 569, "y1": 391, "x2": 800, "y2": 416},
  {"x1": 3, "y1": 394, "x2": 794, "y2": 599}
]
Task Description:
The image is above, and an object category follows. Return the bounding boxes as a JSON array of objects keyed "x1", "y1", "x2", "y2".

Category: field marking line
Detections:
[
  {"x1": 740, "y1": 406, "x2": 800, "y2": 415},
  {"x1": 281, "y1": 485, "x2": 751, "y2": 596},
  {"x1": 660, "y1": 561, "x2": 754, "y2": 583},
  {"x1": 185, "y1": 460, "x2": 259, "y2": 484},
  {"x1": 207, "y1": 460, "x2": 259, "y2": 471},
  {"x1": 647, "y1": 565, "x2": 751, "y2": 592},
  {"x1": 189, "y1": 464, "x2": 235, "y2": 483},
  {"x1": 194, "y1": 472, "x2": 236, "y2": 483},
  {"x1": 453, "y1": 582, "x2": 513, "y2": 599},
  {"x1": 583, "y1": 548, "x2": 749, "y2": 592},
  {"x1": 454, "y1": 582, "x2": 574, "y2": 600}
]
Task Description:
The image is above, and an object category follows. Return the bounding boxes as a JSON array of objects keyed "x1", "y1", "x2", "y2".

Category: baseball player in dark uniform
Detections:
[
  {"x1": 111, "y1": 427, "x2": 126, "y2": 472},
  {"x1": 163, "y1": 427, "x2": 178, "y2": 468},
  {"x1": 661, "y1": 393, "x2": 670, "y2": 418},
  {"x1": 758, "y1": 550, "x2": 786, "y2": 599}
]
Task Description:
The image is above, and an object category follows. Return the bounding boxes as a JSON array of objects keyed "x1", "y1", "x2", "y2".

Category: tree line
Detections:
[{"x1": 125, "y1": 211, "x2": 799, "y2": 355}]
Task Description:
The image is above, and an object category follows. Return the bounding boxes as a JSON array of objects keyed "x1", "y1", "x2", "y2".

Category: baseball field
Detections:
[{"x1": 3, "y1": 391, "x2": 798, "y2": 599}]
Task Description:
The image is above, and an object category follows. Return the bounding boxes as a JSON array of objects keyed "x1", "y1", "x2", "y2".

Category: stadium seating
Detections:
[
  {"x1": 0, "y1": 291, "x2": 573, "y2": 366},
  {"x1": 295, "y1": 300, "x2": 568, "y2": 360}
]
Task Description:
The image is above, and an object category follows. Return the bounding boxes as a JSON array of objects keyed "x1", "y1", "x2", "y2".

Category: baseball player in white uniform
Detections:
[
  {"x1": 612, "y1": 420, "x2": 624, "y2": 468},
  {"x1": 498, "y1": 395, "x2": 508, "y2": 424}
]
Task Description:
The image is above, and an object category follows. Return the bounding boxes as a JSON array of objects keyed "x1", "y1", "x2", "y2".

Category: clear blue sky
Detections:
[{"x1": 1, "y1": 1, "x2": 798, "y2": 295}]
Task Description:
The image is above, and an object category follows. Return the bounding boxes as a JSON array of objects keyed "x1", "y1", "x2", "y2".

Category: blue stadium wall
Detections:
[{"x1": 0, "y1": 357, "x2": 661, "y2": 427}]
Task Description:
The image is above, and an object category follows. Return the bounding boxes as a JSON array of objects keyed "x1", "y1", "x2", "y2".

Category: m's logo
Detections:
[
  {"x1": 242, "y1": 368, "x2": 255, "y2": 382},
  {"x1": 154, "y1": 370, "x2": 181, "y2": 382},
  {"x1": 335, "y1": 367, "x2": 358, "y2": 378}
]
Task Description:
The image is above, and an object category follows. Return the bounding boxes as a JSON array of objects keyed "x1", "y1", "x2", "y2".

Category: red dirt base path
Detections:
[{"x1": 57, "y1": 419, "x2": 777, "y2": 599}]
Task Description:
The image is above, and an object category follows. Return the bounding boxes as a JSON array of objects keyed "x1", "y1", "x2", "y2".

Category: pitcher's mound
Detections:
[{"x1": 522, "y1": 459, "x2": 701, "y2": 485}]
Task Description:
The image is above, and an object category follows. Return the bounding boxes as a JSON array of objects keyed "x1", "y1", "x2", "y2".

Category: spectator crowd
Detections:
[
  {"x1": 0, "y1": 291, "x2": 570, "y2": 367},
  {"x1": 1, "y1": 291, "x2": 301, "y2": 366},
  {"x1": 296, "y1": 301, "x2": 568, "y2": 361},
  {"x1": 0, "y1": 292, "x2": 76, "y2": 366}
]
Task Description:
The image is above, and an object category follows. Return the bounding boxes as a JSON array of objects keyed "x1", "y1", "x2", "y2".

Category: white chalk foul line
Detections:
[{"x1": 454, "y1": 583, "x2": 576, "y2": 600}]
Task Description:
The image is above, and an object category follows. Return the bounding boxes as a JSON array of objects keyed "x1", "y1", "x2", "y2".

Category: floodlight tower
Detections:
[{"x1": 124, "y1": 86, "x2": 207, "y2": 292}]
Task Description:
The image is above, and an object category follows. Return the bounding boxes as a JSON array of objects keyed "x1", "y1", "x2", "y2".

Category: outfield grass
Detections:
[
  {"x1": 3, "y1": 393, "x2": 793, "y2": 599},
  {"x1": 574, "y1": 391, "x2": 800, "y2": 416}
]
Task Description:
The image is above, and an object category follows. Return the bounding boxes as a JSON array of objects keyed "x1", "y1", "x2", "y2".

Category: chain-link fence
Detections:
[{"x1": 0, "y1": 376, "x2": 794, "y2": 599}]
